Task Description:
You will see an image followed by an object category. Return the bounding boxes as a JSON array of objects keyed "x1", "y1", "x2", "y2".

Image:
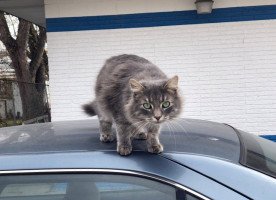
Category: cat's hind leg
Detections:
[
  {"x1": 133, "y1": 131, "x2": 147, "y2": 140},
  {"x1": 99, "y1": 121, "x2": 114, "y2": 142},
  {"x1": 97, "y1": 105, "x2": 114, "y2": 143}
]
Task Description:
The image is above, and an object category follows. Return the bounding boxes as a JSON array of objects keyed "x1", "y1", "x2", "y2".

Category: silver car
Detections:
[{"x1": 0, "y1": 119, "x2": 275, "y2": 200}]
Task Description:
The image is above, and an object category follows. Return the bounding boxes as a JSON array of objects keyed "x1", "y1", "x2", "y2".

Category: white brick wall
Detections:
[{"x1": 47, "y1": 19, "x2": 276, "y2": 135}]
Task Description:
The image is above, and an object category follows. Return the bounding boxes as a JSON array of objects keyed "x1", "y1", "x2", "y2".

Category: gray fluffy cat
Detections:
[{"x1": 83, "y1": 54, "x2": 183, "y2": 155}]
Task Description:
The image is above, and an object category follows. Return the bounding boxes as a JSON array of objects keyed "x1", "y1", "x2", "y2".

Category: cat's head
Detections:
[{"x1": 125, "y1": 75, "x2": 184, "y2": 124}]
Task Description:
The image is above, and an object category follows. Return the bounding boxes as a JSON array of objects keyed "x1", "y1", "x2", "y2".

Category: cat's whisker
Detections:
[
  {"x1": 164, "y1": 121, "x2": 177, "y2": 150},
  {"x1": 135, "y1": 121, "x2": 146, "y2": 131},
  {"x1": 131, "y1": 124, "x2": 145, "y2": 134},
  {"x1": 179, "y1": 118, "x2": 192, "y2": 125},
  {"x1": 132, "y1": 122, "x2": 149, "y2": 139},
  {"x1": 175, "y1": 120, "x2": 189, "y2": 134},
  {"x1": 164, "y1": 122, "x2": 173, "y2": 139},
  {"x1": 170, "y1": 120, "x2": 188, "y2": 136},
  {"x1": 131, "y1": 120, "x2": 144, "y2": 126},
  {"x1": 128, "y1": 112, "x2": 138, "y2": 119},
  {"x1": 132, "y1": 121, "x2": 148, "y2": 136}
]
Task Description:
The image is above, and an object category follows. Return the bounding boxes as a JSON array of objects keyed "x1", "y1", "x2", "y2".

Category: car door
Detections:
[{"x1": 0, "y1": 151, "x2": 250, "y2": 200}]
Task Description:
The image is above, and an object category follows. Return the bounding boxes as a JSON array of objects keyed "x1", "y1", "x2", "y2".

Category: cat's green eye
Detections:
[
  {"x1": 162, "y1": 101, "x2": 170, "y2": 108},
  {"x1": 143, "y1": 103, "x2": 151, "y2": 109}
]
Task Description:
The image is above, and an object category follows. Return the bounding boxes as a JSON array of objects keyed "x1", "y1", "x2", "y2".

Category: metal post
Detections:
[{"x1": 12, "y1": 86, "x2": 17, "y2": 125}]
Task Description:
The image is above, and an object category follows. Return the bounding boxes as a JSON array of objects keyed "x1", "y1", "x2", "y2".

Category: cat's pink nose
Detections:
[{"x1": 155, "y1": 116, "x2": 161, "y2": 121}]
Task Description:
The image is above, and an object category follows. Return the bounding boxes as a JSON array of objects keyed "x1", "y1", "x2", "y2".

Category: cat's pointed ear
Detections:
[
  {"x1": 164, "y1": 75, "x2": 178, "y2": 91},
  {"x1": 129, "y1": 79, "x2": 145, "y2": 93}
]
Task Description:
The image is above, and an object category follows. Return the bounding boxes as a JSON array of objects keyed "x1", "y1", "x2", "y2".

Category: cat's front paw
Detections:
[
  {"x1": 148, "y1": 143, "x2": 163, "y2": 154},
  {"x1": 100, "y1": 134, "x2": 114, "y2": 143},
  {"x1": 133, "y1": 132, "x2": 147, "y2": 140},
  {"x1": 117, "y1": 144, "x2": 132, "y2": 156}
]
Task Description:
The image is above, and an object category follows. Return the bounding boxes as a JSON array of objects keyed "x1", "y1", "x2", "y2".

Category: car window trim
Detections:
[{"x1": 0, "y1": 168, "x2": 211, "y2": 200}]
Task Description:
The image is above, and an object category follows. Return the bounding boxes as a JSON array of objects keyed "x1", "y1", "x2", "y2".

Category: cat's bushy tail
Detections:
[{"x1": 82, "y1": 101, "x2": 97, "y2": 116}]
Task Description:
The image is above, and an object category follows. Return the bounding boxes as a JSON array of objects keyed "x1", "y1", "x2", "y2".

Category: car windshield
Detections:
[{"x1": 238, "y1": 130, "x2": 276, "y2": 178}]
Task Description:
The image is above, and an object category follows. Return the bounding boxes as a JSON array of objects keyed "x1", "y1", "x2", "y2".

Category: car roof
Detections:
[{"x1": 0, "y1": 118, "x2": 240, "y2": 163}]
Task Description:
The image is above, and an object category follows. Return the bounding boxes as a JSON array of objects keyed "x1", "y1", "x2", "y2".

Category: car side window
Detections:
[{"x1": 0, "y1": 173, "x2": 205, "y2": 200}]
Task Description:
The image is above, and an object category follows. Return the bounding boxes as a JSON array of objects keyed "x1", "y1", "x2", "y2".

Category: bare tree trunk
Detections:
[
  {"x1": 17, "y1": 82, "x2": 45, "y2": 120},
  {"x1": 8, "y1": 48, "x2": 44, "y2": 120}
]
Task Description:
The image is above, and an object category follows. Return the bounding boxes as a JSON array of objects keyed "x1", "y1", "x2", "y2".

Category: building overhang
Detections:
[{"x1": 0, "y1": 0, "x2": 45, "y2": 27}]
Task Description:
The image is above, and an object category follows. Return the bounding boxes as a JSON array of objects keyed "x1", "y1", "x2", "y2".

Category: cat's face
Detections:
[{"x1": 126, "y1": 76, "x2": 183, "y2": 124}]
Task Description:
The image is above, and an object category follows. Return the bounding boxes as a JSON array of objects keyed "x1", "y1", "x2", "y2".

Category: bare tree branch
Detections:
[
  {"x1": 28, "y1": 25, "x2": 38, "y2": 60},
  {"x1": 29, "y1": 26, "x2": 47, "y2": 77},
  {"x1": 0, "y1": 11, "x2": 16, "y2": 51},
  {"x1": 16, "y1": 18, "x2": 31, "y2": 51}
]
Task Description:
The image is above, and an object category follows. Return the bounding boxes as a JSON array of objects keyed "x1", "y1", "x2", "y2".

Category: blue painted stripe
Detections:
[
  {"x1": 46, "y1": 5, "x2": 276, "y2": 32},
  {"x1": 261, "y1": 135, "x2": 276, "y2": 143}
]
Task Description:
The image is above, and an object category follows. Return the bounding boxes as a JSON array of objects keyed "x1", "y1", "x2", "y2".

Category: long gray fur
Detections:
[{"x1": 83, "y1": 54, "x2": 183, "y2": 155}]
